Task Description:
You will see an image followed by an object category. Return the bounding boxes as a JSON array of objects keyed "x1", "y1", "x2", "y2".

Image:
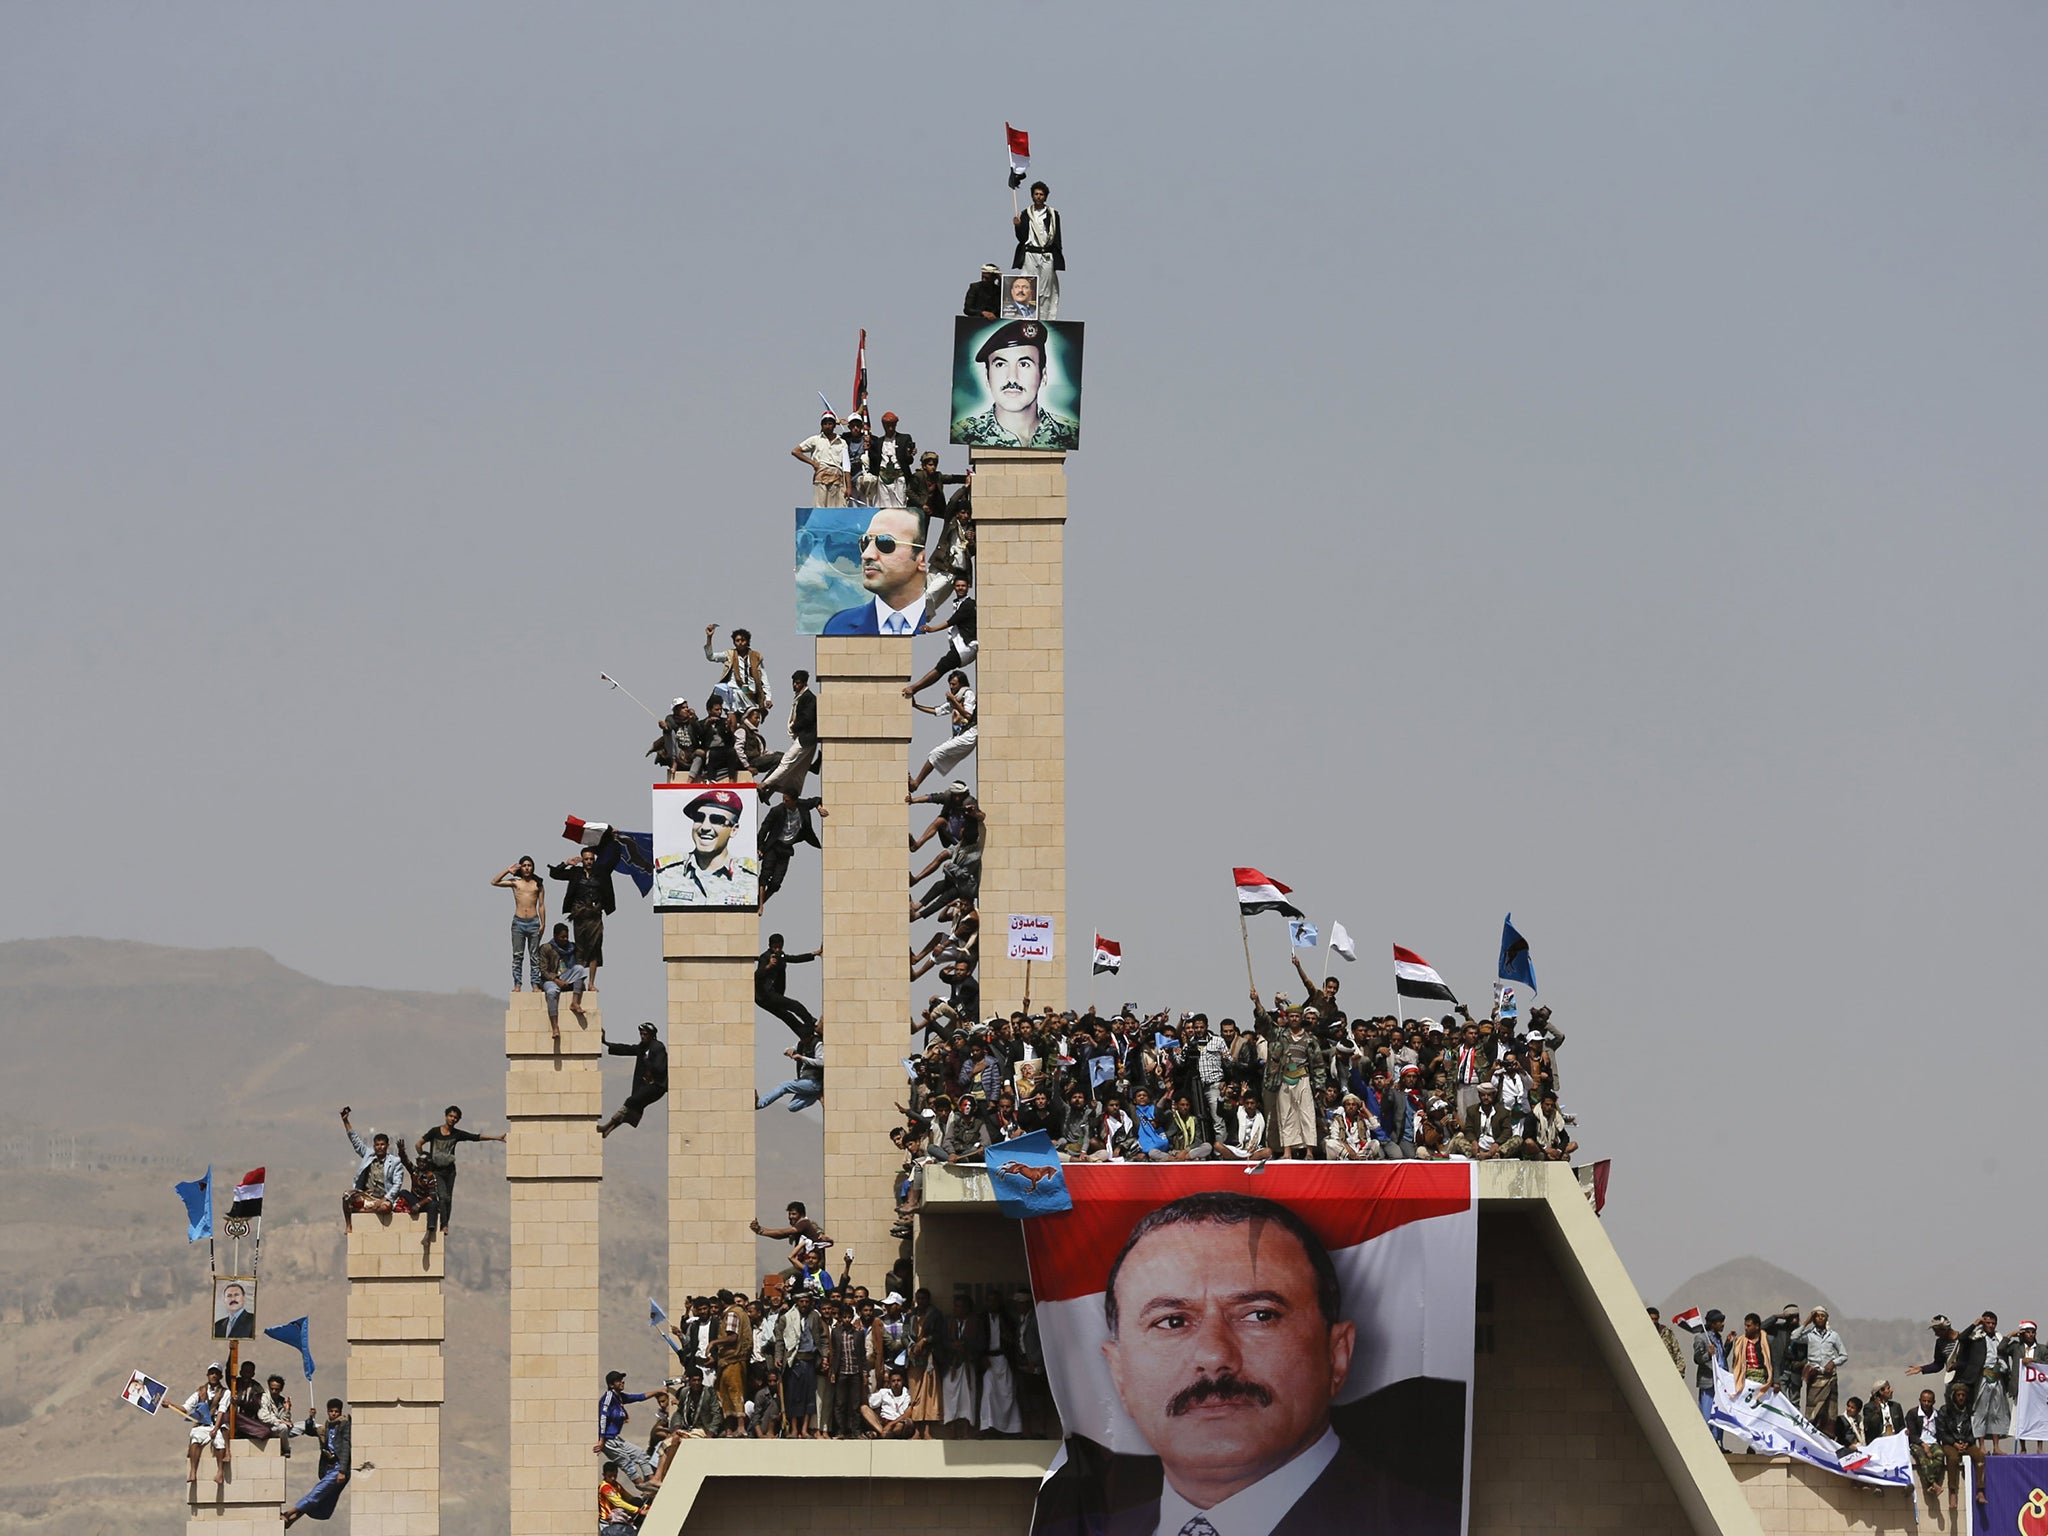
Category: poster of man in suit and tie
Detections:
[
  {"x1": 794, "y1": 505, "x2": 931, "y2": 637},
  {"x1": 212, "y1": 1277, "x2": 258, "y2": 1339},
  {"x1": 1024, "y1": 1166, "x2": 1475, "y2": 1536}
]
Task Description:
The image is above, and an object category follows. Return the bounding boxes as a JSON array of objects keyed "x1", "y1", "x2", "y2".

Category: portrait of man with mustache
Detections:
[
  {"x1": 1032, "y1": 1189, "x2": 1459, "y2": 1536},
  {"x1": 950, "y1": 318, "x2": 1081, "y2": 451}
]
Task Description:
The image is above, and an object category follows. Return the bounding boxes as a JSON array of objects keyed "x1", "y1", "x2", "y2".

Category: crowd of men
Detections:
[
  {"x1": 886, "y1": 972, "x2": 1575, "y2": 1222},
  {"x1": 1655, "y1": 1303, "x2": 2047, "y2": 1519},
  {"x1": 592, "y1": 1206, "x2": 1048, "y2": 1520}
]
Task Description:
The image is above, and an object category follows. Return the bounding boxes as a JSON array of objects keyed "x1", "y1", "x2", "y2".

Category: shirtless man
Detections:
[{"x1": 491, "y1": 857, "x2": 547, "y2": 992}]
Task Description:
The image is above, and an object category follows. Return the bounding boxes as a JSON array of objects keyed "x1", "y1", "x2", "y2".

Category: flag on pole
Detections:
[
  {"x1": 1233, "y1": 868, "x2": 1304, "y2": 919},
  {"x1": 1287, "y1": 919, "x2": 1319, "y2": 950},
  {"x1": 562, "y1": 817, "x2": 655, "y2": 897},
  {"x1": 986, "y1": 1129, "x2": 1072, "y2": 1218},
  {"x1": 648, "y1": 1298, "x2": 668, "y2": 1330},
  {"x1": 263, "y1": 1317, "x2": 316, "y2": 1380},
  {"x1": 1670, "y1": 1306, "x2": 1703, "y2": 1333},
  {"x1": 226, "y1": 1168, "x2": 265, "y2": 1220},
  {"x1": 1328, "y1": 922, "x2": 1357, "y2": 962},
  {"x1": 1005, "y1": 122, "x2": 1030, "y2": 179},
  {"x1": 1091, "y1": 935, "x2": 1122, "y2": 975},
  {"x1": 174, "y1": 1167, "x2": 212, "y2": 1243},
  {"x1": 850, "y1": 330, "x2": 869, "y2": 422},
  {"x1": 1393, "y1": 945, "x2": 1459, "y2": 1004},
  {"x1": 1498, "y1": 913, "x2": 1537, "y2": 992},
  {"x1": 1088, "y1": 1054, "x2": 1117, "y2": 1090}
]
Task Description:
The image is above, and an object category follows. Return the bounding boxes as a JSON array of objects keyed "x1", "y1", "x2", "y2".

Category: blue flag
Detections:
[
  {"x1": 263, "y1": 1317, "x2": 316, "y2": 1380},
  {"x1": 612, "y1": 831, "x2": 656, "y2": 898},
  {"x1": 1287, "y1": 919, "x2": 1319, "y2": 950},
  {"x1": 1135, "y1": 1106, "x2": 1169, "y2": 1155},
  {"x1": 648, "y1": 1297, "x2": 667, "y2": 1329},
  {"x1": 1088, "y1": 1054, "x2": 1117, "y2": 1090},
  {"x1": 1498, "y1": 913, "x2": 1537, "y2": 992},
  {"x1": 174, "y1": 1167, "x2": 213, "y2": 1243},
  {"x1": 985, "y1": 1130, "x2": 1072, "y2": 1218}
]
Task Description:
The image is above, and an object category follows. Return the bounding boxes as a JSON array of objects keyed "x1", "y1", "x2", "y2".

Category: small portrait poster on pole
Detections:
[
  {"x1": 1008, "y1": 914, "x2": 1056, "y2": 962},
  {"x1": 120, "y1": 1371, "x2": 168, "y2": 1415}
]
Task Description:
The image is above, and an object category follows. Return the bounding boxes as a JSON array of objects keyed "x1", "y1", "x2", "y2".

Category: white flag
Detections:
[{"x1": 1328, "y1": 922, "x2": 1357, "y2": 962}]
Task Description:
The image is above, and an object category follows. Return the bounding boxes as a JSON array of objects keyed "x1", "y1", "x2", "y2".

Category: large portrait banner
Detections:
[
  {"x1": 794, "y1": 506, "x2": 931, "y2": 637},
  {"x1": 1023, "y1": 1161, "x2": 1475, "y2": 1536},
  {"x1": 951, "y1": 317, "x2": 1084, "y2": 450},
  {"x1": 652, "y1": 783, "x2": 759, "y2": 911}
]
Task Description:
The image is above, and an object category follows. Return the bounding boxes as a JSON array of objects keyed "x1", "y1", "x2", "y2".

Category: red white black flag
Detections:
[
  {"x1": 1232, "y1": 867, "x2": 1304, "y2": 919},
  {"x1": 1006, "y1": 123, "x2": 1030, "y2": 175},
  {"x1": 1091, "y1": 935, "x2": 1122, "y2": 976},
  {"x1": 227, "y1": 1168, "x2": 265, "y2": 1219},
  {"x1": 1393, "y1": 945, "x2": 1459, "y2": 1004}
]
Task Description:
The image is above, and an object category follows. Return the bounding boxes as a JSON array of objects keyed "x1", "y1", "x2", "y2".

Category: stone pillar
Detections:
[
  {"x1": 346, "y1": 1214, "x2": 446, "y2": 1535},
  {"x1": 968, "y1": 449, "x2": 1068, "y2": 1014},
  {"x1": 182, "y1": 1437, "x2": 290, "y2": 1536},
  {"x1": 663, "y1": 909, "x2": 758, "y2": 1301},
  {"x1": 505, "y1": 991, "x2": 602, "y2": 1536},
  {"x1": 816, "y1": 636, "x2": 915, "y2": 1280}
]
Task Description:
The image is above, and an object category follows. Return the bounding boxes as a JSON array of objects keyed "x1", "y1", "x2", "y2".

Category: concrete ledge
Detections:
[
  {"x1": 1725, "y1": 1454, "x2": 1919, "y2": 1533},
  {"x1": 637, "y1": 1439, "x2": 1059, "y2": 1535}
]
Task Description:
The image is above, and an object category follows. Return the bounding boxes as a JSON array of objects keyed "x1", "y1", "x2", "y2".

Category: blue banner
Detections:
[{"x1": 985, "y1": 1130, "x2": 1072, "y2": 1218}]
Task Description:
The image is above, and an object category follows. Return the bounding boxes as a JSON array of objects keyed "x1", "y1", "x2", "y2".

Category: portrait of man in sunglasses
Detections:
[
  {"x1": 821, "y1": 506, "x2": 928, "y2": 636},
  {"x1": 652, "y1": 786, "x2": 760, "y2": 910}
]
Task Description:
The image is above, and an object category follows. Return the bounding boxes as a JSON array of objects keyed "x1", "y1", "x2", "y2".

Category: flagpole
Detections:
[
  {"x1": 1319, "y1": 914, "x2": 1334, "y2": 985},
  {"x1": 1087, "y1": 919, "x2": 1095, "y2": 1015},
  {"x1": 1237, "y1": 909, "x2": 1257, "y2": 1000}
]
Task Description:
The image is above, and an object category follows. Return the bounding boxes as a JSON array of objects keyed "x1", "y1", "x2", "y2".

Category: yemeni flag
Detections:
[
  {"x1": 1670, "y1": 1306, "x2": 1703, "y2": 1333},
  {"x1": 850, "y1": 329, "x2": 869, "y2": 423},
  {"x1": 1393, "y1": 944, "x2": 1459, "y2": 1005},
  {"x1": 227, "y1": 1168, "x2": 265, "y2": 1219},
  {"x1": 1233, "y1": 867, "x2": 1304, "y2": 919},
  {"x1": 1006, "y1": 122, "x2": 1030, "y2": 176},
  {"x1": 563, "y1": 815, "x2": 610, "y2": 846},
  {"x1": 1020, "y1": 1163, "x2": 1477, "y2": 1472},
  {"x1": 563, "y1": 816, "x2": 656, "y2": 898},
  {"x1": 1091, "y1": 935, "x2": 1122, "y2": 976}
]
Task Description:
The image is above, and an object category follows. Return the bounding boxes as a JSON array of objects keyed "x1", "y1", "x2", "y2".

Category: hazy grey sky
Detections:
[{"x1": 6, "y1": 3, "x2": 2045, "y2": 1317}]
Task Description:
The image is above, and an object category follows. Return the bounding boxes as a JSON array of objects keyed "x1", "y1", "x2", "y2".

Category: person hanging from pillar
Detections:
[
  {"x1": 597, "y1": 1023, "x2": 668, "y2": 1139},
  {"x1": 754, "y1": 933, "x2": 822, "y2": 1051},
  {"x1": 278, "y1": 1398, "x2": 351, "y2": 1526}
]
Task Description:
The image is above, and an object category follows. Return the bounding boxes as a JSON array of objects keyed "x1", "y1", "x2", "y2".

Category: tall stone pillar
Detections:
[
  {"x1": 968, "y1": 449, "x2": 1068, "y2": 1014},
  {"x1": 663, "y1": 909, "x2": 758, "y2": 1302},
  {"x1": 504, "y1": 991, "x2": 601, "y2": 1536},
  {"x1": 816, "y1": 637, "x2": 915, "y2": 1280},
  {"x1": 345, "y1": 1215, "x2": 446, "y2": 1535},
  {"x1": 181, "y1": 1437, "x2": 289, "y2": 1536}
]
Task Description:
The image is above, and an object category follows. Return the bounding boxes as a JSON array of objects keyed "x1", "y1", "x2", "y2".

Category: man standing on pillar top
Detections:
[
  {"x1": 1012, "y1": 180, "x2": 1063, "y2": 319},
  {"x1": 548, "y1": 840, "x2": 617, "y2": 993},
  {"x1": 871, "y1": 412, "x2": 916, "y2": 508},
  {"x1": 792, "y1": 412, "x2": 849, "y2": 507}
]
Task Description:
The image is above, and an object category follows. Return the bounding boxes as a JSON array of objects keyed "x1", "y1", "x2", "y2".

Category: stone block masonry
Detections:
[
  {"x1": 505, "y1": 990, "x2": 602, "y2": 1536},
  {"x1": 816, "y1": 636, "x2": 915, "y2": 1285},
  {"x1": 663, "y1": 908, "x2": 758, "y2": 1301},
  {"x1": 967, "y1": 449, "x2": 1067, "y2": 1016},
  {"x1": 346, "y1": 1214, "x2": 445, "y2": 1535}
]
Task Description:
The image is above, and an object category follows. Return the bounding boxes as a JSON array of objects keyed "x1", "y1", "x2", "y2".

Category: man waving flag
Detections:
[
  {"x1": 1393, "y1": 944, "x2": 1459, "y2": 1005},
  {"x1": 1232, "y1": 868, "x2": 1304, "y2": 919}
]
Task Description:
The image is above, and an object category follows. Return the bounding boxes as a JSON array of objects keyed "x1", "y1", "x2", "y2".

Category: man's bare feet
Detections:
[
  {"x1": 571, "y1": 1001, "x2": 587, "y2": 1019},
  {"x1": 513, "y1": 984, "x2": 524, "y2": 993}
]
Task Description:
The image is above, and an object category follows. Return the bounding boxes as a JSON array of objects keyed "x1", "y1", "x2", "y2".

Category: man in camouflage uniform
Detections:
[{"x1": 951, "y1": 319, "x2": 1078, "y2": 450}]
